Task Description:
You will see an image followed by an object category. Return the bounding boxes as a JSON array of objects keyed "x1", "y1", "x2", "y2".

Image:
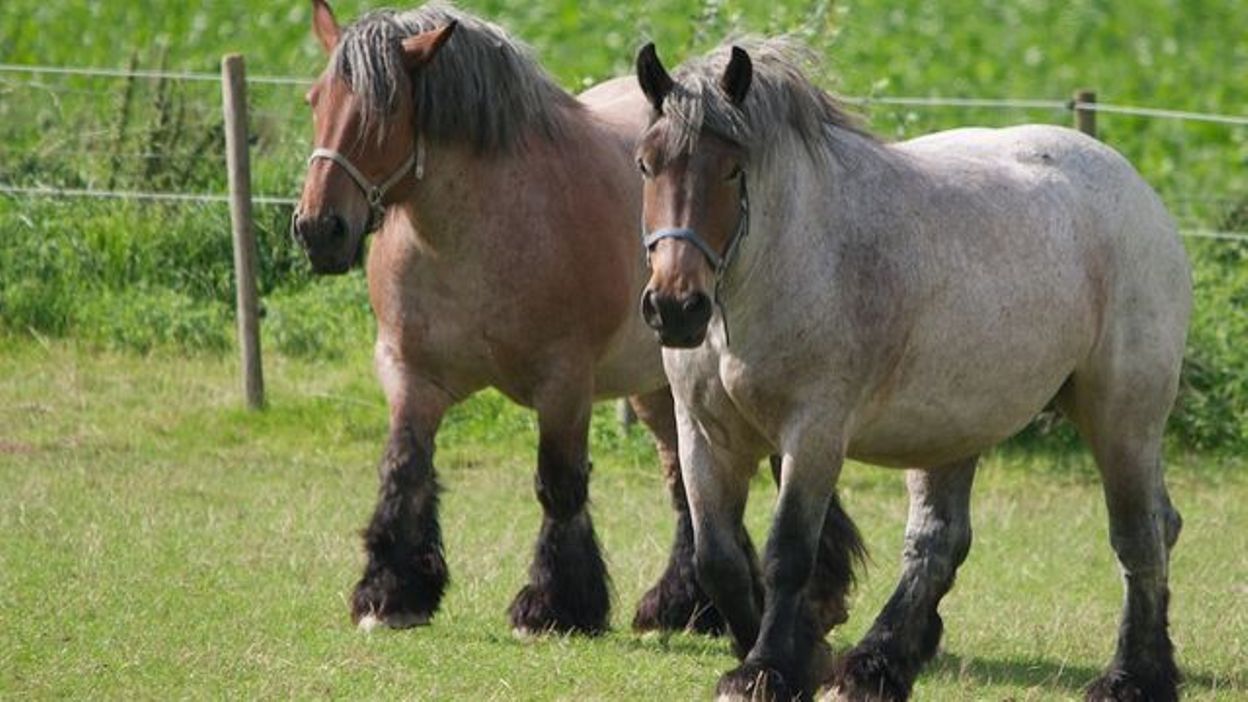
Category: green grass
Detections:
[
  {"x1": 1, "y1": 338, "x2": 1244, "y2": 699},
  {"x1": 1, "y1": 0, "x2": 1245, "y2": 448}
]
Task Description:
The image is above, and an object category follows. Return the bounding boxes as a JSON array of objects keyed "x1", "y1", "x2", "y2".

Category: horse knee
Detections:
[
  {"x1": 1162, "y1": 499, "x2": 1182, "y2": 551},
  {"x1": 535, "y1": 439, "x2": 589, "y2": 521},
  {"x1": 695, "y1": 531, "x2": 752, "y2": 597},
  {"x1": 379, "y1": 425, "x2": 434, "y2": 485},
  {"x1": 947, "y1": 519, "x2": 973, "y2": 568},
  {"x1": 763, "y1": 505, "x2": 820, "y2": 594},
  {"x1": 1108, "y1": 530, "x2": 1167, "y2": 578}
]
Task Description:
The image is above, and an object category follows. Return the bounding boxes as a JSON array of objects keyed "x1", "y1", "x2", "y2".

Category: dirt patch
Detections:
[{"x1": 0, "y1": 441, "x2": 38, "y2": 455}]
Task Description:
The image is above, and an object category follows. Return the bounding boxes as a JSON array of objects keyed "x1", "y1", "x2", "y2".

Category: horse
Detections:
[
  {"x1": 633, "y1": 39, "x2": 1191, "y2": 701},
  {"x1": 288, "y1": 0, "x2": 860, "y2": 639},
  {"x1": 289, "y1": 0, "x2": 711, "y2": 636}
]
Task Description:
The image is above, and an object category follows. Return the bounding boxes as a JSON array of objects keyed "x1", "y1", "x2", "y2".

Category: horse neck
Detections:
[
  {"x1": 718, "y1": 128, "x2": 904, "y2": 317},
  {"x1": 392, "y1": 103, "x2": 599, "y2": 255}
]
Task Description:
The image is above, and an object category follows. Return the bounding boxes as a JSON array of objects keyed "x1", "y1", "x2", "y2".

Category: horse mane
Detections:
[
  {"x1": 329, "y1": 2, "x2": 578, "y2": 152},
  {"x1": 659, "y1": 38, "x2": 874, "y2": 164}
]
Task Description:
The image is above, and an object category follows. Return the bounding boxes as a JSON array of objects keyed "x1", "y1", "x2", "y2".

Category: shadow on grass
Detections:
[{"x1": 925, "y1": 651, "x2": 1240, "y2": 695}]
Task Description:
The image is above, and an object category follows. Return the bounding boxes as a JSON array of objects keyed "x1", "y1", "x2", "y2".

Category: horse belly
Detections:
[
  {"x1": 847, "y1": 283, "x2": 1094, "y2": 467},
  {"x1": 848, "y1": 359, "x2": 1070, "y2": 467}
]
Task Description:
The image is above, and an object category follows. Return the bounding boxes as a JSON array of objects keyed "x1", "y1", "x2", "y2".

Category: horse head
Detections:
[
  {"x1": 635, "y1": 43, "x2": 753, "y2": 347},
  {"x1": 292, "y1": 0, "x2": 455, "y2": 274}
]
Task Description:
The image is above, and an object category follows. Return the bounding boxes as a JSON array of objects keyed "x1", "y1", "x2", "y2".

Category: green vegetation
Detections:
[
  {"x1": 1, "y1": 0, "x2": 1244, "y2": 447},
  {"x1": 1, "y1": 342, "x2": 1245, "y2": 699}
]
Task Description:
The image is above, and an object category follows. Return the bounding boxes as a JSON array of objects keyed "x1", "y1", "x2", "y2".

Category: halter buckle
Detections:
[{"x1": 305, "y1": 135, "x2": 425, "y2": 233}]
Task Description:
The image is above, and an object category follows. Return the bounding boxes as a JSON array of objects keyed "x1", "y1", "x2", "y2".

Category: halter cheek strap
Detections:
[
  {"x1": 305, "y1": 133, "x2": 426, "y2": 232},
  {"x1": 642, "y1": 174, "x2": 750, "y2": 344}
]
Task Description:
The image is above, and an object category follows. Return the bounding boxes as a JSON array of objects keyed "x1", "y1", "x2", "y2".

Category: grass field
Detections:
[
  {"x1": 1, "y1": 340, "x2": 1245, "y2": 699},
  {"x1": 2, "y1": 0, "x2": 1246, "y2": 449}
]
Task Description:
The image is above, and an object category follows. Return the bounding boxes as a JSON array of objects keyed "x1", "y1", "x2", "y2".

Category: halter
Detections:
[
  {"x1": 642, "y1": 173, "x2": 750, "y2": 344},
  {"x1": 304, "y1": 133, "x2": 427, "y2": 232}
]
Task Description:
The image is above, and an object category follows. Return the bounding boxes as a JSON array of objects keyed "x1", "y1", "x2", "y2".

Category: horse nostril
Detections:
[
  {"x1": 330, "y1": 215, "x2": 348, "y2": 241},
  {"x1": 640, "y1": 290, "x2": 662, "y2": 329},
  {"x1": 683, "y1": 292, "x2": 711, "y2": 320}
]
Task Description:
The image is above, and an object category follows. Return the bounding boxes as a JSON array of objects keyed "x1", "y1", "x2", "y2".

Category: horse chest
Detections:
[{"x1": 702, "y1": 344, "x2": 798, "y2": 446}]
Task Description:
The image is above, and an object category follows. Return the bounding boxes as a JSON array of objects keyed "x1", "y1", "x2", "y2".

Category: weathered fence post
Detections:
[
  {"x1": 617, "y1": 398, "x2": 637, "y2": 429},
  {"x1": 1073, "y1": 88, "x2": 1097, "y2": 138},
  {"x1": 222, "y1": 54, "x2": 265, "y2": 409}
]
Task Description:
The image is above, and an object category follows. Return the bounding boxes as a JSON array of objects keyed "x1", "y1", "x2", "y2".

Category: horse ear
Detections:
[
  {"x1": 636, "y1": 43, "x2": 674, "y2": 113},
  {"x1": 401, "y1": 21, "x2": 458, "y2": 70},
  {"x1": 720, "y1": 46, "x2": 753, "y2": 106},
  {"x1": 310, "y1": 0, "x2": 341, "y2": 54}
]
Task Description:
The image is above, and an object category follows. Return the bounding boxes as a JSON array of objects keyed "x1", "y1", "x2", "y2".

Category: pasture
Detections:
[
  {"x1": 1, "y1": 341, "x2": 1245, "y2": 699},
  {"x1": 2, "y1": 0, "x2": 1247, "y2": 699}
]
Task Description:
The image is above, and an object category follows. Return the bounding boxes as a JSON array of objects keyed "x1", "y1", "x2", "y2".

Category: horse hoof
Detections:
[
  {"x1": 1085, "y1": 668, "x2": 1179, "y2": 702},
  {"x1": 632, "y1": 579, "x2": 725, "y2": 636},
  {"x1": 832, "y1": 647, "x2": 911, "y2": 702},
  {"x1": 349, "y1": 560, "x2": 446, "y2": 630},
  {"x1": 356, "y1": 610, "x2": 431, "y2": 632},
  {"x1": 716, "y1": 662, "x2": 797, "y2": 702},
  {"x1": 507, "y1": 583, "x2": 608, "y2": 636}
]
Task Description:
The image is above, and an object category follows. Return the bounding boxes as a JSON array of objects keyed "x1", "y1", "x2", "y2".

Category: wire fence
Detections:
[
  {"x1": 6, "y1": 61, "x2": 1248, "y2": 123},
  {"x1": 1, "y1": 61, "x2": 1246, "y2": 242}
]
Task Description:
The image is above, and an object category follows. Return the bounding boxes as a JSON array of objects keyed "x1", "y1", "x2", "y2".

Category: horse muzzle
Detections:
[
  {"x1": 291, "y1": 211, "x2": 359, "y2": 275},
  {"x1": 640, "y1": 288, "x2": 713, "y2": 348}
]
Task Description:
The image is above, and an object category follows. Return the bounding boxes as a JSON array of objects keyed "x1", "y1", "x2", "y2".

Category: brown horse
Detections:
[{"x1": 290, "y1": 0, "x2": 734, "y2": 636}]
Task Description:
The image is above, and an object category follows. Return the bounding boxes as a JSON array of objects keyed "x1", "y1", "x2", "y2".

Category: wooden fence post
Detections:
[
  {"x1": 617, "y1": 399, "x2": 637, "y2": 429},
  {"x1": 1073, "y1": 89, "x2": 1097, "y2": 139},
  {"x1": 222, "y1": 54, "x2": 265, "y2": 409}
]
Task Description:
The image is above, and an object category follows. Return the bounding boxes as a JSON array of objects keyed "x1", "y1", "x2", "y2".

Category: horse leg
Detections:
[
  {"x1": 1060, "y1": 372, "x2": 1182, "y2": 702},
  {"x1": 834, "y1": 458, "x2": 977, "y2": 701},
  {"x1": 717, "y1": 440, "x2": 848, "y2": 701},
  {"x1": 508, "y1": 388, "x2": 610, "y2": 635},
  {"x1": 770, "y1": 456, "x2": 867, "y2": 637},
  {"x1": 1083, "y1": 445, "x2": 1181, "y2": 702},
  {"x1": 631, "y1": 387, "x2": 726, "y2": 635},
  {"x1": 350, "y1": 375, "x2": 453, "y2": 629},
  {"x1": 676, "y1": 406, "x2": 765, "y2": 663}
]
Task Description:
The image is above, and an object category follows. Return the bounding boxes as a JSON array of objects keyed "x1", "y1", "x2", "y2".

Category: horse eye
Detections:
[
  {"x1": 637, "y1": 158, "x2": 650, "y2": 177},
  {"x1": 727, "y1": 164, "x2": 743, "y2": 181}
]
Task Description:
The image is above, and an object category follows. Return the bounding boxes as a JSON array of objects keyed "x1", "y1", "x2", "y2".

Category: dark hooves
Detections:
[
  {"x1": 830, "y1": 647, "x2": 912, "y2": 702},
  {"x1": 1085, "y1": 668, "x2": 1179, "y2": 702},
  {"x1": 350, "y1": 573, "x2": 438, "y2": 631},
  {"x1": 715, "y1": 662, "x2": 798, "y2": 702},
  {"x1": 508, "y1": 583, "x2": 609, "y2": 636},
  {"x1": 632, "y1": 578, "x2": 726, "y2": 635}
]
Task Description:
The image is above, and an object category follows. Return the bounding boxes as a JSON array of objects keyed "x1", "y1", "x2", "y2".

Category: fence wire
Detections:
[
  {"x1": 0, "y1": 62, "x2": 1245, "y2": 244},
  {"x1": 4, "y1": 61, "x2": 1248, "y2": 123}
]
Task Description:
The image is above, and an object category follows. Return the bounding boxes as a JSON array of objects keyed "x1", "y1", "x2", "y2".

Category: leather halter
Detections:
[
  {"x1": 642, "y1": 173, "x2": 750, "y2": 343},
  {"x1": 642, "y1": 173, "x2": 749, "y2": 278},
  {"x1": 304, "y1": 133, "x2": 426, "y2": 232}
]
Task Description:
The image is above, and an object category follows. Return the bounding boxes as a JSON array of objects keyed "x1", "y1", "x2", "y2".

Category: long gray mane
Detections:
[
  {"x1": 329, "y1": 2, "x2": 577, "y2": 152},
  {"x1": 659, "y1": 38, "x2": 873, "y2": 164}
]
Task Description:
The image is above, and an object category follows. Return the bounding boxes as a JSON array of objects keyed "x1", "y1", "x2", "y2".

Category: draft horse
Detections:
[
  {"x1": 291, "y1": 1, "x2": 858, "y2": 638},
  {"x1": 634, "y1": 39, "x2": 1190, "y2": 701},
  {"x1": 291, "y1": 0, "x2": 704, "y2": 635}
]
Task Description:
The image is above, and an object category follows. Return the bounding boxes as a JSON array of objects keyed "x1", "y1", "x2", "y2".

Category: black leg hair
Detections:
[
  {"x1": 835, "y1": 460, "x2": 977, "y2": 701},
  {"x1": 508, "y1": 437, "x2": 610, "y2": 634},
  {"x1": 351, "y1": 425, "x2": 448, "y2": 627}
]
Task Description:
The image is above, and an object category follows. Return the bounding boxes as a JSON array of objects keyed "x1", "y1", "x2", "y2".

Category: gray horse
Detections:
[{"x1": 635, "y1": 39, "x2": 1190, "y2": 701}]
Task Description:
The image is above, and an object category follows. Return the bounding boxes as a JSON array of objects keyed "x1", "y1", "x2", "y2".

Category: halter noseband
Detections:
[
  {"x1": 304, "y1": 133, "x2": 426, "y2": 232},
  {"x1": 642, "y1": 173, "x2": 750, "y2": 344},
  {"x1": 642, "y1": 173, "x2": 749, "y2": 278}
]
